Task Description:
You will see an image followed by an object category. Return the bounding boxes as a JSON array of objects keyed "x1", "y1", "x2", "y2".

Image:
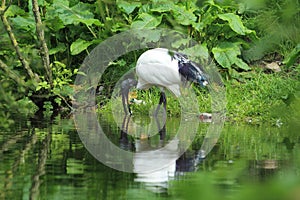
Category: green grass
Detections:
[
  {"x1": 101, "y1": 86, "x2": 211, "y2": 117},
  {"x1": 225, "y1": 68, "x2": 299, "y2": 124}
]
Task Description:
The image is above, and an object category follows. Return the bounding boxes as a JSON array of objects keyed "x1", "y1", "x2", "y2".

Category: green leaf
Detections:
[
  {"x1": 212, "y1": 42, "x2": 238, "y2": 68},
  {"x1": 172, "y1": 5, "x2": 197, "y2": 26},
  {"x1": 54, "y1": 97, "x2": 62, "y2": 106},
  {"x1": 172, "y1": 38, "x2": 191, "y2": 49},
  {"x1": 212, "y1": 42, "x2": 250, "y2": 70},
  {"x1": 131, "y1": 13, "x2": 162, "y2": 29},
  {"x1": 44, "y1": 16, "x2": 65, "y2": 31},
  {"x1": 76, "y1": 71, "x2": 87, "y2": 76},
  {"x1": 74, "y1": 69, "x2": 87, "y2": 76},
  {"x1": 151, "y1": 2, "x2": 174, "y2": 12},
  {"x1": 117, "y1": 0, "x2": 141, "y2": 14},
  {"x1": 234, "y1": 57, "x2": 251, "y2": 71},
  {"x1": 77, "y1": 18, "x2": 102, "y2": 26},
  {"x1": 4, "y1": 5, "x2": 26, "y2": 17},
  {"x1": 49, "y1": 43, "x2": 67, "y2": 55},
  {"x1": 51, "y1": 0, "x2": 102, "y2": 27},
  {"x1": 218, "y1": 13, "x2": 253, "y2": 35},
  {"x1": 183, "y1": 43, "x2": 209, "y2": 62},
  {"x1": 70, "y1": 39, "x2": 94, "y2": 55},
  {"x1": 283, "y1": 43, "x2": 300, "y2": 68},
  {"x1": 10, "y1": 16, "x2": 35, "y2": 32},
  {"x1": 134, "y1": 29, "x2": 162, "y2": 44},
  {"x1": 193, "y1": 12, "x2": 216, "y2": 32}
]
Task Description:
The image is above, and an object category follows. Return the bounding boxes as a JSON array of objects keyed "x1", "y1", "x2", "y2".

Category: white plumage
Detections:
[
  {"x1": 121, "y1": 48, "x2": 208, "y2": 115},
  {"x1": 136, "y1": 48, "x2": 182, "y2": 97}
]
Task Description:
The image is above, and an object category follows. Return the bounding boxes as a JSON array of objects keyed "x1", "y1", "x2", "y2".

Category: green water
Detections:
[{"x1": 0, "y1": 113, "x2": 299, "y2": 200}]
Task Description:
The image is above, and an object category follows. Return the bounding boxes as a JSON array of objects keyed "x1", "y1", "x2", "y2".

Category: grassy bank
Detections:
[
  {"x1": 100, "y1": 66, "x2": 300, "y2": 126},
  {"x1": 225, "y1": 68, "x2": 299, "y2": 124}
]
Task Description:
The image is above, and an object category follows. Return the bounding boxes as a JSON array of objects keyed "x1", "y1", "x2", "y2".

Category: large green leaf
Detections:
[
  {"x1": 218, "y1": 13, "x2": 254, "y2": 35},
  {"x1": 182, "y1": 43, "x2": 209, "y2": 61},
  {"x1": 51, "y1": 0, "x2": 101, "y2": 27},
  {"x1": 117, "y1": 0, "x2": 141, "y2": 14},
  {"x1": 172, "y1": 5, "x2": 197, "y2": 26},
  {"x1": 4, "y1": 5, "x2": 26, "y2": 17},
  {"x1": 212, "y1": 42, "x2": 250, "y2": 70},
  {"x1": 150, "y1": 2, "x2": 174, "y2": 12},
  {"x1": 131, "y1": 13, "x2": 162, "y2": 29},
  {"x1": 10, "y1": 15, "x2": 35, "y2": 32},
  {"x1": 212, "y1": 45, "x2": 234, "y2": 69},
  {"x1": 70, "y1": 39, "x2": 94, "y2": 55}
]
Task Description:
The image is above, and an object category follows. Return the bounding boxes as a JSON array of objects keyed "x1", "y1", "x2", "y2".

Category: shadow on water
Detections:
[{"x1": 0, "y1": 112, "x2": 300, "y2": 199}]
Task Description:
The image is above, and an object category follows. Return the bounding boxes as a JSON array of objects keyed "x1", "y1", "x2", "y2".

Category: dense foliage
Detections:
[{"x1": 0, "y1": 0, "x2": 299, "y2": 128}]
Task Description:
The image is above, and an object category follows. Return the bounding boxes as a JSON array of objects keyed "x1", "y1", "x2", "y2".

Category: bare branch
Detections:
[
  {"x1": 0, "y1": 14, "x2": 40, "y2": 83},
  {"x1": 31, "y1": 0, "x2": 52, "y2": 86},
  {"x1": 0, "y1": 0, "x2": 12, "y2": 14}
]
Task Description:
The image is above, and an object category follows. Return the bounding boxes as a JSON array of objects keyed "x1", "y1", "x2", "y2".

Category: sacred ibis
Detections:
[{"x1": 122, "y1": 48, "x2": 208, "y2": 115}]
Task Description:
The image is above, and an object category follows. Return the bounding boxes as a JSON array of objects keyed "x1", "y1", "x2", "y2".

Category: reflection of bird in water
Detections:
[
  {"x1": 119, "y1": 115, "x2": 166, "y2": 151},
  {"x1": 121, "y1": 48, "x2": 208, "y2": 115},
  {"x1": 119, "y1": 115, "x2": 204, "y2": 193},
  {"x1": 119, "y1": 114, "x2": 177, "y2": 193},
  {"x1": 119, "y1": 115, "x2": 135, "y2": 151}
]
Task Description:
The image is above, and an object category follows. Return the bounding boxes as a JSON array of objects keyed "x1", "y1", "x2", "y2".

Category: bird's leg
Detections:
[
  {"x1": 126, "y1": 90, "x2": 133, "y2": 115},
  {"x1": 127, "y1": 103, "x2": 132, "y2": 115},
  {"x1": 154, "y1": 91, "x2": 167, "y2": 116},
  {"x1": 122, "y1": 89, "x2": 131, "y2": 115},
  {"x1": 162, "y1": 91, "x2": 167, "y2": 112},
  {"x1": 121, "y1": 90, "x2": 127, "y2": 115}
]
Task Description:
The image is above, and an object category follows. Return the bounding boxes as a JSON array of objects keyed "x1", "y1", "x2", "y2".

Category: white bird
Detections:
[{"x1": 122, "y1": 48, "x2": 208, "y2": 115}]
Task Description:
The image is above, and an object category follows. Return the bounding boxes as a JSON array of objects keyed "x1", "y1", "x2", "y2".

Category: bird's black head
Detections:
[
  {"x1": 192, "y1": 62, "x2": 208, "y2": 87},
  {"x1": 173, "y1": 52, "x2": 208, "y2": 87}
]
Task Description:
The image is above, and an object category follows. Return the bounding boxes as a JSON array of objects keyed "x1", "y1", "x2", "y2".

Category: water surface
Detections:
[{"x1": 0, "y1": 113, "x2": 299, "y2": 200}]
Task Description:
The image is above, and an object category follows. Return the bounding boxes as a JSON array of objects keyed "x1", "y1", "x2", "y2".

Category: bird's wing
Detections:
[
  {"x1": 136, "y1": 62, "x2": 181, "y2": 88},
  {"x1": 136, "y1": 49, "x2": 182, "y2": 96}
]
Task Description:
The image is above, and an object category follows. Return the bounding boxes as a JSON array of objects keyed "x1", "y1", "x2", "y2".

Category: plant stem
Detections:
[
  {"x1": 57, "y1": 93, "x2": 74, "y2": 111},
  {"x1": 32, "y1": 0, "x2": 52, "y2": 86},
  {"x1": 86, "y1": 25, "x2": 97, "y2": 38}
]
